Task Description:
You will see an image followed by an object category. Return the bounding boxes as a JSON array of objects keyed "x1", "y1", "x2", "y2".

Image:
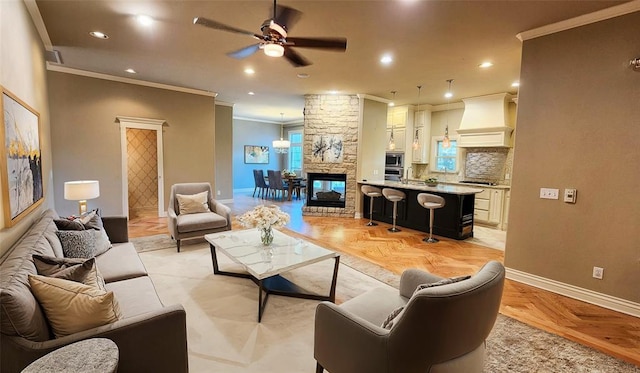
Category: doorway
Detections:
[{"x1": 117, "y1": 116, "x2": 165, "y2": 218}]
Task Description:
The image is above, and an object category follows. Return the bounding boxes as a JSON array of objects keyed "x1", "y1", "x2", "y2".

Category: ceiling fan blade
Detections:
[
  {"x1": 283, "y1": 47, "x2": 311, "y2": 67},
  {"x1": 193, "y1": 17, "x2": 261, "y2": 39},
  {"x1": 286, "y1": 37, "x2": 347, "y2": 51},
  {"x1": 274, "y1": 5, "x2": 302, "y2": 31},
  {"x1": 227, "y1": 44, "x2": 262, "y2": 59}
]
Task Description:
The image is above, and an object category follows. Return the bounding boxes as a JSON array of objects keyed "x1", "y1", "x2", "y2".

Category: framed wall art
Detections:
[
  {"x1": 244, "y1": 145, "x2": 269, "y2": 164},
  {"x1": 1, "y1": 87, "x2": 44, "y2": 227},
  {"x1": 311, "y1": 134, "x2": 343, "y2": 163}
]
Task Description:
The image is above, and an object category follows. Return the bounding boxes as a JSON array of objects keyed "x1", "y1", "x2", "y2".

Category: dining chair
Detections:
[{"x1": 267, "y1": 170, "x2": 288, "y2": 200}]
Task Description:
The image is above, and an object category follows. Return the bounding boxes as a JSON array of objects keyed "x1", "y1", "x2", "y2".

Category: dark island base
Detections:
[{"x1": 363, "y1": 188, "x2": 475, "y2": 240}]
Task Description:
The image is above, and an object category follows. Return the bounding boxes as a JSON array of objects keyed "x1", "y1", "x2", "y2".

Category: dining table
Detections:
[{"x1": 283, "y1": 175, "x2": 304, "y2": 201}]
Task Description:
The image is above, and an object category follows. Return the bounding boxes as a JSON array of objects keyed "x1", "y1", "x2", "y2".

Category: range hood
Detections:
[{"x1": 456, "y1": 93, "x2": 514, "y2": 147}]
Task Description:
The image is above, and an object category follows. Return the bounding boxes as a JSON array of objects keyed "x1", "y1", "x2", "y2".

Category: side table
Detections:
[{"x1": 22, "y1": 338, "x2": 119, "y2": 373}]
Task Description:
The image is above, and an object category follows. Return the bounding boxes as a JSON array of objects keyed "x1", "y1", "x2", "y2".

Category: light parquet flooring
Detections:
[{"x1": 129, "y1": 192, "x2": 640, "y2": 367}]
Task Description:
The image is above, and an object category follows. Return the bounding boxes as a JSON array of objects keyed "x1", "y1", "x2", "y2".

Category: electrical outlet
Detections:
[
  {"x1": 373, "y1": 169, "x2": 379, "y2": 175},
  {"x1": 592, "y1": 266, "x2": 604, "y2": 280},
  {"x1": 539, "y1": 188, "x2": 559, "y2": 199},
  {"x1": 217, "y1": 190, "x2": 221, "y2": 196}
]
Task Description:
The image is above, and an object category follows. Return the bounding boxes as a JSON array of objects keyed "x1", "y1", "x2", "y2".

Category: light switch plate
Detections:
[
  {"x1": 564, "y1": 188, "x2": 577, "y2": 203},
  {"x1": 540, "y1": 188, "x2": 559, "y2": 199}
]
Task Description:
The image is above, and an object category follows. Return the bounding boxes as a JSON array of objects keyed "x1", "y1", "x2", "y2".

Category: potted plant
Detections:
[{"x1": 425, "y1": 177, "x2": 439, "y2": 187}]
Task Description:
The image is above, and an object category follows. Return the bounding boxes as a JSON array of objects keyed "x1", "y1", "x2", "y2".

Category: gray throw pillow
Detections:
[
  {"x1": 54, "y1": 218, "x2": 85, "y2": 231},
  {"x1": 78, "y1": 210, "x2": 112, "y2": 255},
  {"x1": 381, "y1": 275, "x2": 472, "y2": 330},
  {"x1": 32, "y1": 255, "x2": 106, "y2": 290},
  {"x1": 57, "y1": 230, "x2": 102, "y2": 259}
]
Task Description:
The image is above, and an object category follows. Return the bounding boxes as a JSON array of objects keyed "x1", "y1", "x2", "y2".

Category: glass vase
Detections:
[{"x1": 260, "y1": 226, "x2": 274, "y2": 246}]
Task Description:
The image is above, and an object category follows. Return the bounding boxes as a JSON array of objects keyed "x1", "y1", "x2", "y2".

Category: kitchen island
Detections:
[{"x1": 358, "y1": 180, "x2": 483, "y2": 240}]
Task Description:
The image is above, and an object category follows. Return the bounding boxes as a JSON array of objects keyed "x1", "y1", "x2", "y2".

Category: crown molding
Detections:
[
  {"x1": 46, "y1": 64, "x2": 217, "y2": 97},
  {"x1": 24, "y1": 0, "x2": 53, "y2": 50},
  {"x1": 517, "y1": 0, "x2": 640, "y2": 41},
  {"x1": 215, "y1": 101, "x2": 234, "y2": 107}
]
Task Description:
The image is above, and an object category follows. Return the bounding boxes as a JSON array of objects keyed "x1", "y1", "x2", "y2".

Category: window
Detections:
[
  {"x1": 288, "y1": 130, "x2": 303, "y2": 173},
  {"x1": 431, "y1": 137, "x2": 458, "y2": 172}
]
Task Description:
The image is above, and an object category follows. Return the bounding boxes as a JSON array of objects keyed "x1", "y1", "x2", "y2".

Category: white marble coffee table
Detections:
[{"x1": 205, "y1": 229, "x2": 340, "y2": 322}]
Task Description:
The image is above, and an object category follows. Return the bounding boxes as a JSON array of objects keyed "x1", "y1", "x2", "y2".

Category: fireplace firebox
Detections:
[{"x1": 307, "y1": 173, "x2": 346, "y2": 208}]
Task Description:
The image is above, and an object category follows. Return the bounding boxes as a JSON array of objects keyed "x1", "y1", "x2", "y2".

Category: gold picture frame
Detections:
[{"x1": 0, "y1": 87, "x2": 44, "y2": 227}]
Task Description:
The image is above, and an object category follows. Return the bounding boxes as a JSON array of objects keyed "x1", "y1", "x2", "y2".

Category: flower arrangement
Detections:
[
  {"x1": 237, "y1": 205, "x2": 290, "y2": 245},
  {"x1": 282, "y1": 169, "x2": 296, "y2": 177}
]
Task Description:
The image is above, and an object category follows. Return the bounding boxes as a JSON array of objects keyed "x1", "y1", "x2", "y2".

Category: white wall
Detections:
[{"x1": 0, "y1": 0, "x2": 54, "y2": 255}]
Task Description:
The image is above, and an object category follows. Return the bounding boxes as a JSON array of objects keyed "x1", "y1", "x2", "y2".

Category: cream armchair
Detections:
[
  {"x1": 314, "y1": 261, "x2": 505, "y2": 373},
  {"x1": 167, "y1": 183, "x2": 231, "y2": 252}
]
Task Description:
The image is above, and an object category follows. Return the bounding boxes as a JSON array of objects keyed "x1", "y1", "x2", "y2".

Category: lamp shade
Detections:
[{"x1": 64, "y1": 180, "x2": 100, "y2": 201}]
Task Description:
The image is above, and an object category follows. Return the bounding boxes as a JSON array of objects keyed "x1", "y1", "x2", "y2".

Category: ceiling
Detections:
[{"x1": 34, "y1": 0, "x2": 626, "y2": 123}]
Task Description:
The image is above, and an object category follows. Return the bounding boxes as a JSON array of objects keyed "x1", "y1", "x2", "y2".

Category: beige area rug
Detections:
[{"x1": 132, "y1": 235, "x2": 639, "y2": 373}]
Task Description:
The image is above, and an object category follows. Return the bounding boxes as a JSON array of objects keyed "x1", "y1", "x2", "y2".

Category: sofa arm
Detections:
[
  {"x1": 211, "y1": 200, "x2": 232, "y2": 229},
  {"x1": 314, "y1": 301, "x2": 388, "y2": 373},
  {"x1": 2, "y1": 305, "x2": 188, "y2": 373},
  {"x1": 399, "y1": 269, "x2": 444, "y2": 298},
  {"x1": 101, "y1": 216, "x2": 129, "y2": 243},
  {"x1": 167, "y1": 208, "x2": 178, "y2": 239}
]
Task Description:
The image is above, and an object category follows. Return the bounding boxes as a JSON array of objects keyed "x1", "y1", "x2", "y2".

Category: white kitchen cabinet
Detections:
[
  {"x1": 411, "y1": 110, "x2": 431, "y2": 163},
  {"x1": 386, "y1": 127, "x2": 405, "y2": 151},
  {"x1": 387, "y1": 106, "x2": 409, "y2": 128},
  {"x1": 474, "y1": 188, "x2": 506, "y2": 228}
]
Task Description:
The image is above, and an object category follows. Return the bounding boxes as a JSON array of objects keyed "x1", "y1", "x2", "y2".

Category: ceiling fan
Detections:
[{"x1": 193, "y1": 0, "x2": 347, "y2": 67}]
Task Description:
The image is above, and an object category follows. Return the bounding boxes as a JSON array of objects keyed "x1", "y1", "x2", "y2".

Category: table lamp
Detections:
[{"x1": 64, "y1": 180, "x2": 100, "y2": 215}]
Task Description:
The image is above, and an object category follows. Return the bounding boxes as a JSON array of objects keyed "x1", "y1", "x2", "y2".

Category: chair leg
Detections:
[
  {"x1": 252, "y1": 186, "x2": 257, "y2": 197},
  {"x1": 366, "y1": 196, "x2": 378, "y2": 226},
  {"x1": 315, "y1": 362, "x2": 324, "y2": 373},
  {"x1": 425, "y1": 208, "x2": 438, "y2": 243},
  {"x1": 388, "y1": 201, "x2": 401, "y2": 232},
  {"x1": 176, "y1": 239, "x2": 181, "y2": 252}
]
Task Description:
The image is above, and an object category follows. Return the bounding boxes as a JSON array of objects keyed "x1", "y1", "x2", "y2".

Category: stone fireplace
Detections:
[
  {"x1": 306, "y1": 173, "x2": 347, "y2": 208},
  {"x1": 302, "y1": 94, "x2": 359, "y2": 217}
]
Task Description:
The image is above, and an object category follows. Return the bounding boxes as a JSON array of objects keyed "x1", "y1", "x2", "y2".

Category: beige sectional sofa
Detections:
[{"x1": 0, "y1": 209, "x2": 188, "y2": 373}]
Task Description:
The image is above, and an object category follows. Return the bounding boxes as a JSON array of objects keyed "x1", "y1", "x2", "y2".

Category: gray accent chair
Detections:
[
  {"x1": 167, "y1": 182, "x2": 231, "y2": 252},
  {"x1": 314, "y1": 261, "x2": 505, "y2": 373}
]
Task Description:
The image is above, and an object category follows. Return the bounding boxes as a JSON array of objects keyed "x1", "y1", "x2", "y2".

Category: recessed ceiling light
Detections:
[
  {"x1": 511, "y1": 81, "x2": 520, "y2": 87},
  {"x1": 89, "y1": 31, "x2": 108, "y2": 39},
  {"x1": 388, "y1": 102, "x2": 395, "y2": 107},
  {"x1": 479, "y1": 61, "x2": 493, "y2": 68},
  {"x1": 244, "y1": 68, "x2": 255, "y2": 75},
  {"x1": 136, "y1": 14, "x2": 154, "y2": 26},
  {"x1": 248, "y1": 91, "x2": 255, "y2": 95},
  {"x1": 297, "y1": 73, "x2": 310, "y2": 79},
  {"x1": 329, "y1": 90, "x2": 338, "y2": 95},
  {"x1": 125, "y1": 68, "x2": 136, "y2": 74},
  {"x1": 380, "y1": 54, "x2": 393, "y2": 65}
]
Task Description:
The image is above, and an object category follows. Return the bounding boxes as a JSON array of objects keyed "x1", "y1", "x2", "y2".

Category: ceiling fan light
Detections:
[{"x1": 264, "y1": 44, "x2": 285, "y2": 57}]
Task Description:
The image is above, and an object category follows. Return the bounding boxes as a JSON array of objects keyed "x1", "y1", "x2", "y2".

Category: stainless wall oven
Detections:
[{"x1": 384, "y1": 152, "x2": 404, "y2": 181}]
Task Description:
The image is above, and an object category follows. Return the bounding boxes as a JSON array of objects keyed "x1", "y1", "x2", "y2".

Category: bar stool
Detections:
[
  {"x1": 382, "y1": 188, "x2": 406, "y2": 232},
  {"x1": 417, "y1": 193, "x2": 446, "y2": 243},
  {"x1": 361, "y1": 185, "x2": 382, "y2": 226}
]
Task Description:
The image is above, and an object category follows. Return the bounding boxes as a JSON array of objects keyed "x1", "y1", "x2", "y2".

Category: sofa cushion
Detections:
[
  {"x1": 95, "y1": 243, "x2": 147, "y2": 283},
  {"x1": 33, "y1": 255, "x2": 106, "y2": 290},
  {"x1": 105, "y1": 276, "x2": 164, "y2": 318},
  {"x1": 176, "y1": 211, "x2": 227, "y2": 233},
  {"x1": 176, "y1": 191, "x2": 210, "y2": 215},
  {"x1": 28, "y1": 274, "x2": 122, "y2": 338},
  {"x1": 0, "y1": 210, "x2": 58, "y2": 341}
]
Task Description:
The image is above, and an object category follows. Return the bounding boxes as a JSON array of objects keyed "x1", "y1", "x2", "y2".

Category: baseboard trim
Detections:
[
  {"x1": 218, "y1": 198, "x2": 233, "y2": 204},
  {"x1": 233, "y1": 188, "x2": 254, "y2": 193},
  {"x1": 506, "y1": 268, "x2": 640, "y2": 317}
]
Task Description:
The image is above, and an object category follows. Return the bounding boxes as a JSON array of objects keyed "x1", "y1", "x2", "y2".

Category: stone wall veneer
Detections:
[{"x1": 302, "y1": 94, "x2": 360, "y2": 217}]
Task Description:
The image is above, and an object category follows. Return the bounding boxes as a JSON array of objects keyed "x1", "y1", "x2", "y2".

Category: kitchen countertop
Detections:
[{"x1": 358, "y1": 180, "x2": 484, "y2": 195}]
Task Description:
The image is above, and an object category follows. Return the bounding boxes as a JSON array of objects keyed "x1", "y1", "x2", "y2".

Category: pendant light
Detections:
[
  {"x1": 412, "y1": 85, "x2": 422, "y2": 150},
  {"x1": 443, "y1": 79, "x2": 453, "y2": 149},
  {"x1": 273, "y1": 113, "x2": 290, "y2": 154},
  {"x1": 388, "y1": 91, "x2": 397, "y2": 150}
]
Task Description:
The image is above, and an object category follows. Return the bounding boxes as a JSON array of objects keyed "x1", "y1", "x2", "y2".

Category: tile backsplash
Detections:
[{"x1": 464, "y1": 147, "x2": 509, "y2": 182}]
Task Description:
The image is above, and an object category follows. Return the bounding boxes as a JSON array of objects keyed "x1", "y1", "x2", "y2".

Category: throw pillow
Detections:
[
  {"x1": 57, "y1": 230, "x2": 101, "y2": 258},
  {"x1": 176, "y1": 191, "x2": 210, "y2": 215},
  {"x1": 28, "y1": 274, "x2": 122, "y2": 338},
  {"x1": 381, "y1": 275, "x2": 472, "y2": 330},
  {"x1": 54, "y1": 218, "x2": 85, "y2": 231},
  {"x1": 78, "y1": 210, "x2": 112, "y2": 255},
  {"x1": 32, "y1": 255, "x2": 106, "y2": 290}
]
